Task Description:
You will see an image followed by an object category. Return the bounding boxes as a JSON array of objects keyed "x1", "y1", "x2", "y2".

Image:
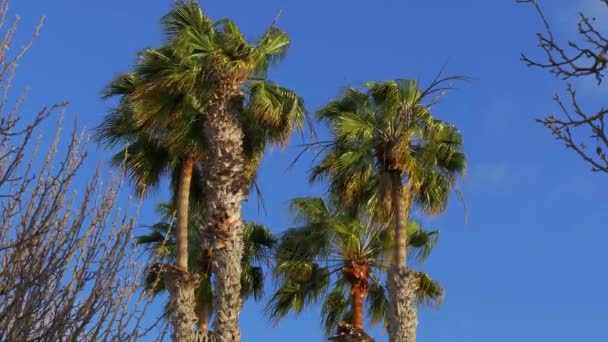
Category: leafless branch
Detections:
[
  {"x1": 0, "y1": 2, "x2": 161, "y2": 340},
  {"x1": 518, "y1": 0, "x2": 608, "y2": 82},
  {"x1": 519, "y1": 0, "x2": 608, "y2": 173}
]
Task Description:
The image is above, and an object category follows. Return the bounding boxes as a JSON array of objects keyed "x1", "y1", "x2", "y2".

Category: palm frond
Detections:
[
  {"x1": 407, "y1": 223, "x2": 439, "y2": 264},
  {"x1": 161, "y1": 0, "x2": 213, "y2": 43},
  {"x1": 142, "y1": 263, "x2": 166, "y2": 297},
  {"x1": 366, "y1": 281, "x2": 388, "y2": 326},
  {"x1": 243, "y1": 222, "x2": 276, "y2": 265},
  {"x1": 321, "y1": 288, "x2": 349, "y2": 336},
  {"x1": 110, "y1": 139, "x2": 173, "y2": 196},
  {"x1": 265, "y1": 264, "x2": 330, "y2": 324},
  {"x1": 254, "y1": 26, "x2": 290, "y2": 75},
  {"x1": 416, "y1": 272, "x2": 444, "y2": 308},
  {"x1": 241, "y1": 265, "x2": 265, "y2": 301}
]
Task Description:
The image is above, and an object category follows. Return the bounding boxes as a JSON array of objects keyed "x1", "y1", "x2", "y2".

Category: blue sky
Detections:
[{"x1": 11, "y1": 0, "x2": 608, "y2": 341}]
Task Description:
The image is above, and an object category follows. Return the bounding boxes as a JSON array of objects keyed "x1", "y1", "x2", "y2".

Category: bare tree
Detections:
[
  {"x1": 0, "y1": 1, "x2": 159, "y2": 340},
  {"x1": 519, "y1": 0, "x2": 608, "y2": 173}
]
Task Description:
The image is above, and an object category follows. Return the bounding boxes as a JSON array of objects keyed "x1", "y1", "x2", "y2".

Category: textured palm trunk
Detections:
[
  {"x1": 387, "y1": 172, "x2": 417, "y2": 342},
  {"x1": 176, "y1": 157, "x2": 194, "y2": 271},
  {"x1": 162, "y1": 265, "x2": 199, "y2": 342},
  {"x1": 203, "y1": 80, "x2": 247, "y2": 342},
  {"x1": 161, "y1": 158, "x2": 198, "y2": 342},
  {"x1": 386, "y1": 267, "x2": 419, "y2": 342},
  {"x1": 344, "y1": 261, "x2": 369, "y2": 332},
  {"x1": 350, "y1": 286, "x2": 365, "y2": 330}
]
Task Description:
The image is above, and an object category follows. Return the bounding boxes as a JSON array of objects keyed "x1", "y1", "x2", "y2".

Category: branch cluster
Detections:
[
  {"x1": 0, "y1": 1, "x2": 158, "y2": 340},
  {"x1": 519, "y1": 0, "x2": 608, "y2": 172}
]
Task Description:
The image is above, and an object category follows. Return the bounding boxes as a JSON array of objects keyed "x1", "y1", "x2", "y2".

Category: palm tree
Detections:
[
  {"x1": 153, "y1": 2, "x2": 305, "y2": 339},
  {"x1": 136, "y1": 202, "x2": 276, "y2": 334},
  {"x1": 312, "y1": 78, "x2": 466, "y2": 342},
  {"x1": 95, "y1": 45, "x2": 209, "y2": 341},
  {"x1": 266, "y1": 197, "x2": 443, "y2": 337},
  {"x1": 98, "y1": 19, "x2": 303, "y2": 337}
]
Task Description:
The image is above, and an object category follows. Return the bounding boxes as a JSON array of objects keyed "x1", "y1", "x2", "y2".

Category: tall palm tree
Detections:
[
  {"x1": 266, "y1": 197, "x2": 443, "y2": 337},
  {"x1": 95, "y1": 46, "x2": 209, "y2": 340},
  {"x1": 99, "y1": 17, "x2": 303, "y2": 337},
  {"x1": 136, "y1": 202, "x2": 276, "y2": 334},
  {"x1": 154, "y1": 2, "x2": 305, "y2": 339},
  {"x1": 312, "y1": 78, "x2": 466, "y2": 342}
]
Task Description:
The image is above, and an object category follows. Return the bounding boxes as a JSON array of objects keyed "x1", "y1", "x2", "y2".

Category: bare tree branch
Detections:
[
  {"x1": 0, "y1": 2, "x2": 161, "y2": 340},
  {"x1": 519, "y1": 0, "x2": 608, "y2": 173}
]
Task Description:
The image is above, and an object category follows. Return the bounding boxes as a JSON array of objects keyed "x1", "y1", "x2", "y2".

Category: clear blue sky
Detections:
[{"x1": 12, "y1": 0, "x2": 608, "y2": 341}]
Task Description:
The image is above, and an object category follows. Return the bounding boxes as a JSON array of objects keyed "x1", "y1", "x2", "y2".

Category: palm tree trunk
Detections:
[
  {"x1": 161, "y1": 158, "x2": 199, "y2": 342},
  {"x1": 390, "y1": 172, "x2": 410, "y2": 267},
  {"x1": 386, "y1": 267, "x2": 419, "y2": 342},
  {"x1": 203, "y1": 81, "x2": 247, "y2": 342},
  {"x1": 387, "y1": 172, "x2": 417, "y2": 342},
  {"x1": 350, "y1": 286, "x2": 365, "y2": 330},
  {"x1": 162, "y1": 265, "x2": 199, "y2": 342},
  {"x1": 177, "y1": 157, "x2": 194, "y2": 271}
]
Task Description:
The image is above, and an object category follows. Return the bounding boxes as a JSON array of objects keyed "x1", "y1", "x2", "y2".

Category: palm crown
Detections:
[
  {"x1": 96, "y1": 48, "x2": 206, "y2": 199},
  {"x1": 140, "y1": 1, "x2": 307, "y2": 182},
  {"x1": 312, "y1": 78, "x2": 466, "y2": 220},
  {"x1": 266, "y1": 197, "x2": 443, "y2": 335},
  {"x1": 148, "y1": 1, "x2": 305, "y2": 145},
  {"x1": 96, "y1": 44, "x2": 305, "y2": 196}
]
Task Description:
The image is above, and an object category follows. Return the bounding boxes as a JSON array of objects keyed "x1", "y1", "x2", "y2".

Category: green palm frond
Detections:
[
  {"x1": 273, "y1": 260, "x2": 320, "y2": 284},
  {"x1": 275, "y1": 225, "x2": 332, "y2": 263},
  {"x1": 335, "y1": 112, "x2": 378, "y2": 142},
  {"x1": 289, "y1": 197, "x2": 332, "y2": 224},
  {"x1": 406, "y1": 222, "x2": 440, "y2": 264},
  {"x1": 243, "y1": 223, "x2": 276, "y2": 265},
  {"x1": 416, "y1": 272, "x2": 444, "y2": 308},
  {"x1": 317, "y1": 87, "x2": 369, "y2": 123},
  {"x1": 255, "y1": 26, "x2": 290, "y2": 73},
  {"x1": 98, "y1": 46, "x2": 206, "y2": 202},
  {"x1": 161, "y1": 0, "x2": 213, "y2": 43},
  {"x1": 244, "y1": 80, "x2": 305, "y2": 145},
  {"x1": 135, "y1": 230, "x2": 166, "y2": 245},
  {"x1": 143, "y1": 263, "x2": 166, "y2": 296},
  {"x1": 366, "y1": 281, "x2": 388, "y2": 326},
  {"x1": 102, "y1": 72, "x2": 143, "y2": 99},
  {"x1": 94, "y1": 105, "x2": 141, "y2": 147},
  {"x1": 265, "y1": 282, "x2": 307, "y2": 324},
  {"x1": 266, "y1": 264, "x2": 331, "y2": 324},
  {"x1": 241, "y1": 265, "x2": 265, "y2": 301},
  {"x1": 110, "y1": 139, "x2": 173, "y2": 196},
  {"x1": 321, "y1": 288, "x2": 349, "y2": 335}
]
